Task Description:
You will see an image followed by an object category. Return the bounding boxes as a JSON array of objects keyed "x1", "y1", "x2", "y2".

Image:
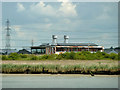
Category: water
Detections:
[{"x1": 2, "y1": 75, "x2": 118, "y2": 88}]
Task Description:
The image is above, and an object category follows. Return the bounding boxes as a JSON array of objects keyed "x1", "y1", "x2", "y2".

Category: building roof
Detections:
[
  {"x1": 108, "y1": 50, "x2": 118, "y2": 54},
  {"x1": 0, "y1": 49, "x2": 17, "y2": 54},
  {"x1": 104, "y1": 48, "x2": 119, "y2": 54},
  {"x1": 31, "y1": 43, "x2": 100, "y2": 49},
  {"x1": 104, "y1": 49, "x2": 112, "y2": 53},
  {"x1": 41, "y1": 43, "x2": 98, "y2": 46},
  {"x1": 41, "y1": 43, "x2": 50, "y2": 46},
  {"x1": 56, "y1": 43, "x2": 98, "y2": 46},
  {"x1": 17, "y1": 49, "x2": 31, "y2": 54}
]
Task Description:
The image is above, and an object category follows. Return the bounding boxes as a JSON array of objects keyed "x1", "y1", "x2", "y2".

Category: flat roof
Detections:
[
  {"x1": 31, "y1": 43, "x2": 99, "y2": 49},
  {"x1": 57, "y1": 43, "x2": 98, "y2": 46}
]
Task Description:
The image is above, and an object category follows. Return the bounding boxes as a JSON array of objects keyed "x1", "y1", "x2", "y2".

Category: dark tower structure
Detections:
[{"x1": 5, "y1": 19, "x2": 11, "y2": 54}]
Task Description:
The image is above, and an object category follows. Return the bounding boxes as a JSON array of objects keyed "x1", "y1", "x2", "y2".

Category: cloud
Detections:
[
  {"x1": 57, "y1": 0, "x2": 69, "y2": 2},
  {"x1": 17, "y1": 3, "x2": 25, "y2": 12},
  {"x1": 17, "y1": 1, "x2": 77, "y2": 18},
  {"x1": 30, "y1": 2, "x2": 57, "y2": 17},
  {"x1": 12, "y1": 25, "x2": 26, "y2": 38},
  {"x1": 12, "y1": 25, "x2": 38, "y2": 41},
  {"x1": 63, "y1": 18, "x2": 71, "y2": 24},
  {"x1": 58, "y1": 2, "x2": 77, "y2": 17}
]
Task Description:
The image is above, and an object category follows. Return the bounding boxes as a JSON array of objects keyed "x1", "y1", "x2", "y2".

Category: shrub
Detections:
[
  {"x1": 56, "y1": 54, "x2": 63, "y2": 60},
  {"x1": 118, "y1": 53, "x2": 120, "y2": 60},
  {"x1": 47, "y1": 54, "x2": 57, "y2": 60},
  {"x1": 30, "y1": 55, "x2": 38, "y2": 60},
  {"x1": 3, "y1": 51, "x2": 118, "y2": 60},
  {"x1": 95, "y1": 51, "x2": 104, "y2": 60},
  {"x1": 60, "y1": 53, "x2": 67, "y2": 59},
  {"x1": 104, "y1": 53, "x2": 110, "y2": 59},
  {"x1": 79, "y1": 55, "x2": 87, "y2": 60},
  {"x1": 73, "y1": 53, "x2": 80, "y2": 60},
  {"x1": 39, "y1": 55, "x2": 49, "y2": 60},
  {"x1": 69, "y1": 52, "x2": 76, "y2": 59},
  {"x1": 86, "y1": 54, "x2": 95, "y2": 60},
  {"x1": 0, "y1": 55, "x2": 1, "y2": 60},
  {"x1": 39, "y1": 54, "x2": 58, "y2": 60},
  {"x1": 109, "y1": 53, "x2": 118, "y2": 60},
  {"x1": 2, "y1": 55, "x2": 8, "y2": 60},
  {"x1": 19, "y1": 54, "x2": 28, "y2": 58},
  {"x1": 8, "y1": 53, "x2": 19, "y2": 60}
]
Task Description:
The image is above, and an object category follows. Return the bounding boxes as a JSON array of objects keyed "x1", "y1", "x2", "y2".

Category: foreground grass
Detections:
[
  {"x1": 2, "y1": 60, "x2": 118, "y2": 66},
  {"x1": 2, "y1": 64, "x2": 120, "y2": 75}
]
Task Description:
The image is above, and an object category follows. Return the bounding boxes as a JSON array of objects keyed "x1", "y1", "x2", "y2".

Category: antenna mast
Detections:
[{"x1": 5, "y1": 19, "x2": 11, "y2": 54}]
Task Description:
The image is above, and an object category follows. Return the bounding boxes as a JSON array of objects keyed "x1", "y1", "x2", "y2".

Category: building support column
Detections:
[
  {"x1": 55, "y1": 47, "x2": 56, "y2": 54},
  {"x1": 31, "y1": 49, "x2": 32, "y2": 54}
]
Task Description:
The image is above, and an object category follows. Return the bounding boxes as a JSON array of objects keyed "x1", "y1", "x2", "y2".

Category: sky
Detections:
[{"x1": 1, "y1": 1, "x2": 118, "y2": 50}]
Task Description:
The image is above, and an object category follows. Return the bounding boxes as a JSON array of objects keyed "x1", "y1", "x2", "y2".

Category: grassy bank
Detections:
[
  {"x1": 1, "y1": 51, "x2": 119, "y2": 60},
  {"x1": 2, "y1": 64, "x2": 120, "y2": 75}
]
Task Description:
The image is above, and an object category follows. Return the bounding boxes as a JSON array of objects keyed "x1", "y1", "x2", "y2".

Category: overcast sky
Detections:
[{"x1": 1, "y1": 1, "x2": 118, "y2": 50}]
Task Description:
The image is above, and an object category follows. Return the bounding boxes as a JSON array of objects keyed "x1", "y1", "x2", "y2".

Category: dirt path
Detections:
[{"x1": 1, "y1": 60, "x2": 118, "y2": 66}]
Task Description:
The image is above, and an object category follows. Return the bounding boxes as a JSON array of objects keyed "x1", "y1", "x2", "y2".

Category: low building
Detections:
[
  {"x1": 0, "y1": 49, "x2": 17, "y2": 55},
  {"x1": 104, "y1": 47, "x2": 119, "y2": 54},
  {"x1": 108, "y1": 50, "x2": 118, "y2": 54},
  {"x1": 31, "y1": 35, "x2": 104, "y2": 54},
  {"x1": 114, "y1": 47, "x2": 120, "y2": 53},
  {"x1": 17, "y1": 49, "x2": 31, "y2": 54}
]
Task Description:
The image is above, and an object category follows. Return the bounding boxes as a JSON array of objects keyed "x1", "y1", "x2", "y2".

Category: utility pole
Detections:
[
  {"x1": 31, "y1": 39, "x2": 34, "y2": 46},
  {"x1": 88, "y1": 43, "x2": 89, "y2": 51},
  {"x1": 31, "y1": 39, "x2": 34, "y2": 54},
  {"x1": 5, "y1": 19, "x2": 11, "y2": 54}
]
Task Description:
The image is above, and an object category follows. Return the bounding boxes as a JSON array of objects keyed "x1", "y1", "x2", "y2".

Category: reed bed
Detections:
[{"x1": 2, "y1": 64, "x2": 120, "y2": 74}]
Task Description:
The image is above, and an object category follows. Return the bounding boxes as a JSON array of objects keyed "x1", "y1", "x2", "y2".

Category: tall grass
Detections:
[{"x1": 2, "y1": 64, "x2": 120, "y2": 74}]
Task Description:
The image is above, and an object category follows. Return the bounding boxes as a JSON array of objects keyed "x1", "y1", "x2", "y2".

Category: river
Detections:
[{"x1": 2, "y1": 74, "x2": 119, "y2": 88}]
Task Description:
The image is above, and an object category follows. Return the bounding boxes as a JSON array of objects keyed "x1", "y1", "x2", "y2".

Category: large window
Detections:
[
  {"x1": 32, "y1": 48, "x2": 46, "y2": 54},
  {"x1": 56, "y1": 48, "x2": 64, "y2": 51}
]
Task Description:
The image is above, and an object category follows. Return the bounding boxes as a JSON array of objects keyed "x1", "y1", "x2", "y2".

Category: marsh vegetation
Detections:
[{"x1": 2, "y1": 63, "x2": 119, "y2": 74}]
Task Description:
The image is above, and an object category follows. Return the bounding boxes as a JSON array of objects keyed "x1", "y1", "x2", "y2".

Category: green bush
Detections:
[
  {"x1": 109, "y1": 53, "x2": 118, "y2": 60},
  {"x1": 69, "y1": 52, "x2": 76, "y2": 59},
  {"x1": 79, "y1": 55, "x2": 87, "y2": 60},
  {"x1": 30, "y1": 55, "x2": 38, "y2": 60},
  {"x1": 95, "y1": 52, "x2": 104, "y2": 60},
  {"x1": 39, "y1": 55, "x2": 49, "y2": 60},
  {"x1": 56, "y1": 54, "x2": 63, "y2": 60},
  {"x1": 85, "y1": 54, "x2": 95, "y2": 60},
  {"x1": 2, "y1": 51, "x2": 118, "y2": 60},
  {"x1": 118, "y1": 53, "x2": 120, "y2": 60},
  {"x1": 2, "y1": 55, "x2": 8, "y2": 60},
  {"x1": 47, "y1": 54, "x2": 57, "y2": 60},
  {"x1": 8, "y1": 53, "x2": 19, "y2": 60},
  {"x1": 55, "y1": 51, "x2": 118, "y2": 60},
  {"x1": 19, "y1": 54, "x2": 28, "y2": 58},
  {"x1": 39, "y1": 54, "x2": 57, "y2": 60},
  {"x1": 103, "y1": 53, "x2": 110, "y2": 58}
]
